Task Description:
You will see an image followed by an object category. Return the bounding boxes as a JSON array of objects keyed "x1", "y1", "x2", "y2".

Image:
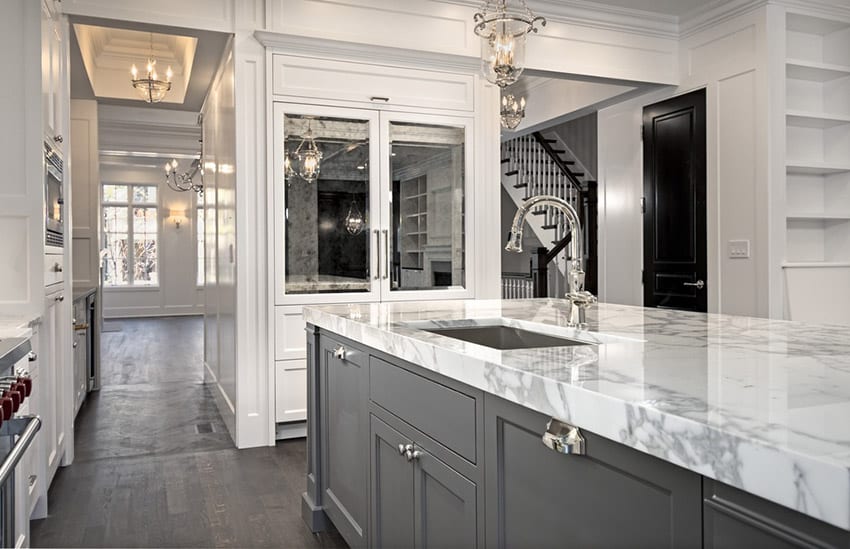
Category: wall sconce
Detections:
[{"x1": 169, "y1": 209, "x2": 187, "y2": 230}]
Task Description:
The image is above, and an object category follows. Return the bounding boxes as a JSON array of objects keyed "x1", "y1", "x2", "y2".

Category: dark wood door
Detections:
[{"x1": 643, "y1": 89, "x2": 707, "y2": 312}]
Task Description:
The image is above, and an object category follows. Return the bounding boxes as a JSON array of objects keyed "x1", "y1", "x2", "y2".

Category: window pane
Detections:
[
  {"x1": 197, "y1": 207, "x2": 205, "y2": 286},
  {"x1": 133, "y1": 186, "x2": 157, "y2": 204},
  {"x1": 103, "y1": 184, "x2": 128, "y2": 203},
  {"x1": 102, "y1": 206, "x2": 129, "y2": 286},
  {"x1": 133, "y1": 207, "x2": 158, "y2": 285}
]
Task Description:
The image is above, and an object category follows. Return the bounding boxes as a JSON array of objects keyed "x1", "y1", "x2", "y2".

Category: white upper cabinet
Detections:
[
  {"x1": 272, "y1": 101, "x2": 475, "y2": 305},
  {"x1": 42, "y1": 0, "x2": 65, "y2": 150}
]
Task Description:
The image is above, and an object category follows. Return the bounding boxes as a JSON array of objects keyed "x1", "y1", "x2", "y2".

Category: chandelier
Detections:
[
  {"x1": 131, "y1": 33, "x2": 173, "y2": 103},
  {"x1": 500, "y1": 93, "x2": 526, "y2": 129},
  {"x1": 164, "y1": 158, "x2": 204, "y2": 195},
  {"x1": 292, "y1": 121, "x2": 323, "y2": 183},
  {"x1": 344, "y1": 198, "x2": 365, "y2": 235},
  {"x1": 473, "y1": 0, "x2": 545, "y2": 88}
]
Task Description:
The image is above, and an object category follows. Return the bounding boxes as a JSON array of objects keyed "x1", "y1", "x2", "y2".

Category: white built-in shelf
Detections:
[
  {"x1": 786, "y1": 110, "x2": 850, "y2": 129},
  {"x1": 405, "y1": 212, "x2": 427, "y2": 218},
  {"x1": 786, "y1": 13, "x2": 850, "y2": 35},
  {"x1": 783, "y1": 262, "x2": 850, "y2": 268},
  {"x1": 787, "y1": 212, "x2": 850, "y2": 220},
  {"x1": 786, "y1": 162, "x2": 850, "y2": 175},
  {"x1": 405, "y1": 193, "x2": 427, "y2": 200},
  {"x1": 786, "y1": 59, "x2": 850, "y2": 82}
]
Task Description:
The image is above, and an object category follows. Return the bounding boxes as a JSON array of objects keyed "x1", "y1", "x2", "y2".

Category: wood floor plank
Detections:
[{"x1": 31, "y1": 317, "x2": 347, "y2": 549}]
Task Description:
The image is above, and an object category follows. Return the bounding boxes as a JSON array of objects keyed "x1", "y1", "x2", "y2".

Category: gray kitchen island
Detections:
[{"x1": 301, "y1": 299, "x2": 850, "y2": 548}]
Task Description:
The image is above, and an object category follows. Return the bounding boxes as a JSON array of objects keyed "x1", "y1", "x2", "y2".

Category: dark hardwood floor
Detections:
[{"x1": 31, "y1": 316, "x2": 347, "y2": 549}]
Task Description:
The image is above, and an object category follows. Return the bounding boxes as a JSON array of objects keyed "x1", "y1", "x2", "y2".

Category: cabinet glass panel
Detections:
[
  {"x1": 284, "y1": 113, "x2": 372, "y2": 294},
  {"x1": 389, "y1": 121, "x2": 465, "y2": 291}
]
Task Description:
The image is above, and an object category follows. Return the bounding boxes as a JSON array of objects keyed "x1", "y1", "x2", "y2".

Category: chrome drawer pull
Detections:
[
  {"x1": 333, "y1": 346, "x2": 346, "y2": 360},
  {"x1": 542, "y1": 418, "x2": 585, "y2": 456},
  {"x1": 683, "y1": 279, "x2": 705, "y2": 290}
]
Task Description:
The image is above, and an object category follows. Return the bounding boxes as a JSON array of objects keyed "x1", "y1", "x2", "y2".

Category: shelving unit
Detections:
[
  {"x1": 784, "y1": 13, "x2": 850, "y2": 265},
  {"x1": 400, "y1": 175, "x2": 428, "y2": 270},
  {"x1": 783, "y1": 12, "x2": 850, "y2": 324}
]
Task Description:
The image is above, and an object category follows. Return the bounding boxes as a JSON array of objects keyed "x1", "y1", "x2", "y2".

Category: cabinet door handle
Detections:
[
  {"x1": 370, "y1": 97, "x2": 390, "y2": 103},
  {"x1": 333, "y1": 346, "x2": 346, "y2": 361},
  {"x1": 27, "y1": 352, "x2": 37, "y2": 363},
  {"x1": 542, "y1": 418, "x2": 585, "y2": 456},
  {"x1": 55, "y1": 295, "x2": 65, "y2": 302},
  {"x1": 398, "y1": 443, "x2": 413, "y2": 456},
  {"x1": 52, "y1": 263, "x2": 62, "y2": 273},
  {"x1": 405, "y1": 448, "x2": 422, "y2": 462},
  {"x1": 72, "y1": 342, "x2": 78, "y2": 349},
  {"x1": 683, "y1": 279, "x2": 705, "y2": 290},
  {"x1": 374, "y1": 229, "x2": 381, "y2": 280},
  {"x1": 382, "y1": 229, "x2": 389, "y2": 280}
]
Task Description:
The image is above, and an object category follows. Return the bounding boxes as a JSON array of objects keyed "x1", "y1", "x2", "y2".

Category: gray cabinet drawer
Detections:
[{"x1": 369, "y1": 356, "x2": 478, "y2": 464}]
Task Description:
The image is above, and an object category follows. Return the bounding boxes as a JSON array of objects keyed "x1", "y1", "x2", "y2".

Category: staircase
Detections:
[{"x1": 501, "y1": 130, "x2": 598, "y2": 298}]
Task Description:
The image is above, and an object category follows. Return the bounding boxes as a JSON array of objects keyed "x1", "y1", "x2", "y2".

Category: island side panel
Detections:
[{"x1": 301, "y1": 323, "x2": 329, "y2": 532}]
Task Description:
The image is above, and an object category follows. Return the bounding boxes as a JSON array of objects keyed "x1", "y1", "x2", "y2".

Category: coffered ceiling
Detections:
[{"x1": 69, "y1": 17, "x2": 230, "y2": 112}]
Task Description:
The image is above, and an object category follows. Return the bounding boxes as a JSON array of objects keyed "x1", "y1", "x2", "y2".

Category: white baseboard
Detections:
[{"x1": 276, "y1": 421, "x2": 307, "y2": 440}]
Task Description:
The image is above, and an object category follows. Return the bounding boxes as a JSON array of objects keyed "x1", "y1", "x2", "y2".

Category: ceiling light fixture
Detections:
[
  {"x1": 344, "y1": 198, "x2": 366, "y2": 235},
  {"x1": 131, "y1": 33, "x2": 173, "y2": 103},
  {"x1": 473, "y1": 0, "x2": 545, "y2": 88},
  {"x1": 500, "y1": 93, "x2": 526, "y2": 129},
  {"x1": 292, "y1": 121, "x2": 323, "y2": 183},
  {"x1": 165, "y1": 158, "x2": 204, "y2": 195}
]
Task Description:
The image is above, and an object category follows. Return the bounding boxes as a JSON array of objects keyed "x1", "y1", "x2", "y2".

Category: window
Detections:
[
  {"x1": 102, "y1": 184, "x2": 159, "y2": 287},
  {"x1": 196, "y1": 191, "x2": 205, "y2": 287}
]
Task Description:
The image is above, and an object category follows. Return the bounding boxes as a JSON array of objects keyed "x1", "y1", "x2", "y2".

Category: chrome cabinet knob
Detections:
[
  {"x1": 72, "y1": 341, "x2": 78, "y2": 348},
  {"x1": 52, "y1": 262, "x2": 62, "y2": 273},
  {"x1": 333, "y1": 346, "x2": 346, "y2": 360},
  {"x1": 405, "y1": 448, "x2": 422, "y2": 462},
  {"x1": 27, "y1": 352, "x2": 37, "y2": 363},
  {"x1": 55, "y1": 295, "x2": 65, "y2": 302},
  {"x1": 398, "y1": 443, "x2": 413, "y2": 456},
  {"x1": 53, "y1": 135, "x2": 63, "y2": 143},
  {"x1": 682, "y1": 279, "x2": 705, "y2": 290}
]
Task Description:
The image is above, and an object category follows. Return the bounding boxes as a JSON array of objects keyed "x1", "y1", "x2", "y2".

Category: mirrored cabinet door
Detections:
[
  {"x1": 382, "y1": 114, "x2": 473, "y2": 299},
  {"x1": 274, "y1": 103, "x2": 381, "y2": 302}
]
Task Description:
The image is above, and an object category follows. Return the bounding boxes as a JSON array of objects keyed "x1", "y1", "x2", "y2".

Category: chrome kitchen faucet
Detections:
[{"x1": 506, "y1": 195, "x2": 597, "y2": 327}]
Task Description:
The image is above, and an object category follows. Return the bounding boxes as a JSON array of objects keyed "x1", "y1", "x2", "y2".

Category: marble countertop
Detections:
[{"x1": 304, "y1": 299, "x2": 850, "y2": 530}]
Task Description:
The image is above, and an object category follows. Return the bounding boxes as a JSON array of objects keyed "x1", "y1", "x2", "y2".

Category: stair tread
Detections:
[
  {"x1": 541, "y1": 224, "x2": 558, "y2": 230},
  {"x1": 500, "y1": 158, "x2": 510, "y2": 164},
  {"x1": 513, "y1": 183, "x2": 528, "y2": 189},
  {"x1": 504, "y1": 169, "x2": 519, "y2": 176}
]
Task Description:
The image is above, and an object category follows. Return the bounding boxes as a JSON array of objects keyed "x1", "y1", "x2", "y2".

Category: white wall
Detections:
[
  {"x1": 598, "y1": 6, "x2": 772, "y2": 317},
  {"x1": 99, "y1": 163, "x2": 204, "y2": 318}
]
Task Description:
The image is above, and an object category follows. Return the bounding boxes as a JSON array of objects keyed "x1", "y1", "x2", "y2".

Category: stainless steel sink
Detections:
[{"x1": 422, "y1": 325, "x2": 592, "y2": 350}]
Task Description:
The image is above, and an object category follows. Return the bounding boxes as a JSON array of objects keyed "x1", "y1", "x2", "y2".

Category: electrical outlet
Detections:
[{"x1": 728, "y1": 239, "x2": 750, "y2": 259}]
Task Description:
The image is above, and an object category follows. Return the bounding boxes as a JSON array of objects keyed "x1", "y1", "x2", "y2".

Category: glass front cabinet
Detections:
[{"x1": 273, "y1": 102, "x2": 474, "y2": 305}]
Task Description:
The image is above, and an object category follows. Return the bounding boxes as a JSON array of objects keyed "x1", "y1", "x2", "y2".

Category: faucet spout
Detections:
[{"x1": 505, "y1": 194, "x2": 597, "y2": 326}]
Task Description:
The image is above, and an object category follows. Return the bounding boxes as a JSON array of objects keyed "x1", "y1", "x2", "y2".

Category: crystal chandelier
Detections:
[
  {"x1": 131, "y1": 33, "x2": 173, "y2": 103},
  {"x1": 473, "y1": 0, "x2": 545, "y2": 88},
  {"x1": 164, "y1": 158, "x2": 204, "y2": 195},
  {"x1": 293, "y1": 121, "x2": 323, "y2": 183},
  {"x1": 500, "y1": 93, "x2": 526, "y2": 129},
  {"x1": 344, "y1": 198, "x2": 365, "y2": 235}
]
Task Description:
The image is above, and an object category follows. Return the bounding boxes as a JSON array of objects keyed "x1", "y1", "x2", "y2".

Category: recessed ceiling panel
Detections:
[{"x1": 73, "y1": 24, "x2": 198, "y2": 104}]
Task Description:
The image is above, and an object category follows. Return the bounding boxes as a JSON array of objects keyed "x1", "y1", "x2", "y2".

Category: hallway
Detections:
[{"x1": 30, "y1": 317, "x2": 345, "y2": 548}]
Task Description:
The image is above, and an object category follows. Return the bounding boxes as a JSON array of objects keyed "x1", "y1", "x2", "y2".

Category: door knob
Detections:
[{"x1": 683, "y1": 279, "x2": 705, "y2": 290}]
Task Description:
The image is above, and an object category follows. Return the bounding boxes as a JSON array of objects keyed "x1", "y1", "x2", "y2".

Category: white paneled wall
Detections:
[{"x1": 70, "y1": 100, "x2": 100, "y2": 289}]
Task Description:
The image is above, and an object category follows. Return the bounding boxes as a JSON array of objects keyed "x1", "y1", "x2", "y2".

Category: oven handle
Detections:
[{"x1": 0, "y1": 416, "x2": 42, "y2": 488}]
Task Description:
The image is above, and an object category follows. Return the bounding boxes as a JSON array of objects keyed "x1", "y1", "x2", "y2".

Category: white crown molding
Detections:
[
  {"x1": 436, "y1": 0, "x2": 678, "y2": 38},
  {"x1": 680, "y1": 0, "x2": 850, "y2": 37},
  {"x1": 253, "y1": 31, "x2": 480, "y2": 73}
]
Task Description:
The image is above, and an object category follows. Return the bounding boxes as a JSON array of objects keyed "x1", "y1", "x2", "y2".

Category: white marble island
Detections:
[{"x1": 304, "y1": 298, "x2": 850, "y2": 538}]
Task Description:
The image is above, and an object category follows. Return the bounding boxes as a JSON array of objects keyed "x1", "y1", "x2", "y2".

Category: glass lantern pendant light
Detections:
[
  {"x1": 131, "y1": 33, "x2": 173, "y2": 103},
  {"x1": 500, "y1": 93, "x2": 526, "y2": 129},
  {"x1": 344, "y1": 199, "x2": 365, "y2": 235},
  {"x1": 473, "y1": 0, "x2": 545, "y2": 88},
  {"x1": 294, "y1": 121, "x2": 323, "y2": 183}
]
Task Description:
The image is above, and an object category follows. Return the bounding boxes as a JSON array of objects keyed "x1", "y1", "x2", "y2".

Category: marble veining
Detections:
[{"x1": 304, "y1": 299, "x2": 850, "y2": 530}]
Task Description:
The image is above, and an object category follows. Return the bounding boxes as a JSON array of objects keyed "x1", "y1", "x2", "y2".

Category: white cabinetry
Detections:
[
  {"x1": 782, "y1": 11, "x2": 850, "y2": 324},
  {"x1": 40, "y1": 289, "x2": 67, "y2": 485},
  {"x1": 267, "y1": 54, "x2": 485, "y2": 438},
  {"x1": 41, "y1": 0, "x2": 66, "y2": 150}
]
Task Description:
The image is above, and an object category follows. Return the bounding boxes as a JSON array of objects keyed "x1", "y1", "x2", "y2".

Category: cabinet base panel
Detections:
[
  {"x1": 275, "y1": 421, "x2": 306, "y2": 440},
  {"x1": 301, "y1": 492, "x2": 330, "y2": 533}
]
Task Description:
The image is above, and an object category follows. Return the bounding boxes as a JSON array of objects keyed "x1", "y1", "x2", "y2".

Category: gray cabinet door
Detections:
[
  {"x1": 484, "y1": 394, "x2": 702, "y2": 549},
  {"x1": 370, "y1": 414, "x2": 415, "y2": 549},
  {"x1": 414, "y1": 445, "x2": 478, "y2": 549},
  {"x1": 320, "y1": 336, "x2": 369, "y2": 548}
]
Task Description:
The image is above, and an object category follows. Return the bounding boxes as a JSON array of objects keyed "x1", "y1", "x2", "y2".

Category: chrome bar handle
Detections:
[
  {"x1": 683, "y1": 280, "x2": 705, "y2": 290},
  {"x1": 382, "y1": 229, "x2": 389, "y2": 280},
  {"x1": 373, "y1": 230, "x2": 381, "y2": 280},
  {"x1": 542, "y1": 418, "x2": 585, "y2": 456}
]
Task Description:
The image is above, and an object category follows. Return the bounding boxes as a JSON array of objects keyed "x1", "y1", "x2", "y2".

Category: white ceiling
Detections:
[{"x1": 582, "y1": 0, "x2": 716, "y2": 16}]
